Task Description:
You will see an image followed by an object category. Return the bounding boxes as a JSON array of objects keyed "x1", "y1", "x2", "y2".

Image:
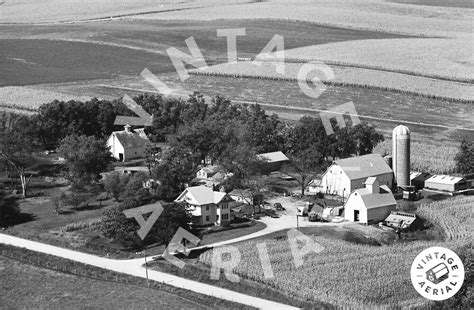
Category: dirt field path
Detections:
[{"x1": 0, "y1": 233, "x2": 298, "y2": 310}]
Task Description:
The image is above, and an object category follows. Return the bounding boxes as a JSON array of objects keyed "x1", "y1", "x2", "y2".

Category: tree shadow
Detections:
[
  {"x1": 57, "y1": 210, "x2": 75, "y2": 215},
  {"x1": 1, "y1": 212, "x2": 36, "y2": 228},
  {"x1": 425, "y1": 193, "x2": 451, "y2": 201}
]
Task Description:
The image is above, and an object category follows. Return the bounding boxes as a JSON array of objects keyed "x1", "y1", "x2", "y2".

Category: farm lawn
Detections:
[{"x1": 199, "y1": 221, "x2": 267, "y2": 246}]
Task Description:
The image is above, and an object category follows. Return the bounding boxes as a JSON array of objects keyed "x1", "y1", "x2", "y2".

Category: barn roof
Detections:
[
  {"x1": 257, "y1": 151, "x2": 289, "y2": 163},
  {"x1": 425, "y1": 175, "x2": 465, "y2": 185},
  {"x1": 351, "y1": 187, "x2": 396, "y2": 209},
  {"x1": 114, "y1": 116, "x2": 152, "y2": 127},
  {"x1": 111, "y1": 129, "x2": 150, "y2": 149},
  {"x1": 175, "y1": 186, "x2": 228, "y2": 205},
  {"x1": 410, "y1": 172, "x2": 431, "y2": 181},
  {"x1": 334, "y1": 154, "x2": 392, "y2": 180}
]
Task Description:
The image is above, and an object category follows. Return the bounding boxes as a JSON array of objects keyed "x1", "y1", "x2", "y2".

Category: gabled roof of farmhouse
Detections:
[
  {"x1": 257, "y1": 151, "x2": 289, "y2": 163},
  {"x1": 175, "y1": 186, "x2": 228, "y2": 206},
  {"x1": 200, "y1": 165, "x2": 221, "y2": 176},
  {"x1": 351, "y1": 187, "x2": 396, "y2": 209},
  {"x1": 111, "y1": 128, "x2": 150, "y2": 149},
  {"x1": 425, "y1": 174, "x2": 465, "y2": 185},
  {"x1": 114, "y1": 116, "x2": 151, "y2": 127},
  {"x1": 334, "y1": 154, "x2": 392, "y2": 180},
  {"x1": 229, "y1": 189, "x2": 253, "y2": 198}
]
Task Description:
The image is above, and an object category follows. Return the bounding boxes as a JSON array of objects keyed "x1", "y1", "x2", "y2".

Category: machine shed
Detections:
[{"x1": 424, "y1": 175, "x2": 468, "y2": 192}]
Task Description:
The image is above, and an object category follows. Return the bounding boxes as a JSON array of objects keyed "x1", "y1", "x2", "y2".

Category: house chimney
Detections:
[
  {"x1": 124, "y1": 124, "x2": 131, "y2": 132},
  {"x1": 365, "y1": 177, "x2": 379, "y2": 194}
]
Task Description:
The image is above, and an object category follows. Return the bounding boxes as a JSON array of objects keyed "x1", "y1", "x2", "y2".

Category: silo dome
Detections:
[
  {"x1": 393, "y1": 125, "x2": 410, "y2": 136},
  {"x1": 392, "y1": 125, "x2": 410, "y2": 188}
]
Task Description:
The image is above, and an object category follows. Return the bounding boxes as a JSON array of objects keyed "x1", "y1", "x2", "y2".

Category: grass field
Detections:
[
  {"x1": 0, "y1": 19, "x2": 409, "y2": 87},
  {"x1": 195, "y1": 196, "x2": 473, "y2": 309},
  {"x1": 2, "y1": 0, "x2": 471, "y2": 39},
  {"x1": 129, "y1": 0, "x2": 472, "y2": 38},
  {"x1": 0, "y1": 256, "x2": 212, "y2": 309},
  {"x1": 389, "y1": 0, "x2": 474, "y2": 8},
  {"x1": 0, "y1": 246, "x2": 250, "y2": 309},
  {"x1": 0, "y1": 0, "x2": 252, "y2": 23}
]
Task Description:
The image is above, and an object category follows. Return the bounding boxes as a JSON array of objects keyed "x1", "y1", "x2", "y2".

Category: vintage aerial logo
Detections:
[{"x1": 410, "y1": 246, "x2": 465, "y2": 301}]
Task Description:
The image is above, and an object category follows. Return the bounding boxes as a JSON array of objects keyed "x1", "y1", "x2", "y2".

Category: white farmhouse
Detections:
[
  {"x1": 175, "y1": 186, "x2": 233, "y2": 226},
  {"x1": 344, "y1": 177, "x2": 397, "y2": 224},
  {"x1": 196, "y1": 165, "x2": 221, "y2": 180},
  {"x1": 321, "y1": 154, "x2": 393, "y2": 197},
  {"x1": 107, "y1": 125, "x2": 150, "y2": 161}
]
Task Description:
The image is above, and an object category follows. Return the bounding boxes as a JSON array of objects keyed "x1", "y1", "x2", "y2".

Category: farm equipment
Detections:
[
  {"x1": 402, "y1": 186, "x2": 422, "y2": 201},
  {"x1": 379, "y1": 211, "x2": 418, "y2": 233},
  {"x1": 308, "y1": 211, "x2": 320, "y2": 222},
  {"x1": 321, "y1": 206, "x2": 344, "y2": 221}
]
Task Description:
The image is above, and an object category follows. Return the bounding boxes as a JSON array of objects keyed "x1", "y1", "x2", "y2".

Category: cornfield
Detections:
[
  {"x1": 191, "y1": 62, "x2": 473, "y2": 103},
  {"x1": 283, "y1": 38, "x2": 473, "y2": 83},
  {"x1": 373, "y1": 139, "x2": 459, "y2": 174},
  {"x1": 417, "y1": 196, "x2": 474, "y2": 240},
  {"x1": 199, "y1": 197, "x2": 472, "y2": 308},
  {"x1": 0, "y1": 87, "x2": 92, "y2": 111}
]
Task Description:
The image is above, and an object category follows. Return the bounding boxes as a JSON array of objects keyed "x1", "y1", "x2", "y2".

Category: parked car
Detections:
[
  {"x1": 273, "y1": 202, "x2": 285, "y2": 211},
  {"x1": 270, "y1": 213, "x2": 280, "y2": 218}
]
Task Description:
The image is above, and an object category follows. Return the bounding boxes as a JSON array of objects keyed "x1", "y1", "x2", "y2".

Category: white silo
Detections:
[{"x1": 392, "y1": 125, "x2": 410, "y2": 188}]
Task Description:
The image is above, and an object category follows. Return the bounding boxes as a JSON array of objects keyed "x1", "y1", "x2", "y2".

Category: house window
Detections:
[
  {"x1": 205, "y1": 216, "x2": 210, "y2": 222},
  {"x1": 206, "y1": 205, "x2": 209, "y2": 211},
  {"x1": 221, "y1": 204, "x2": 227, "y2": 209},
  {"x1": 222, "y1": 214, "x2": 229, "y2": 221}
]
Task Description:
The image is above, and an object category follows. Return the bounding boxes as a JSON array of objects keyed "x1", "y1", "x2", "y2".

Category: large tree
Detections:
[
  {"x1": 350, "y1": 123, "x2": 384, "y2": 155},
  {"x1": 0, "y1": 114, "x2": 39, "y2": 198},
  {"x1": 0, "y1": 189, "x2": 20, "y2": 227},
  {"x1": 59, "y1": 134, "x2": 112, "y2": 185},
  {"x1": 101, "y1": 199, "x2": 191, "y2": 249},
  {"x1": 152, "y1": 146, "x2": 195, "y2": 201},
  {"x1": 283, "y1": 147, "x2": 325, "y2": 196},
  {"x1": 103, "y1": 172, "x2": 130, "y2": 201},
  {"x1": 455, "y1": 139, "x2": 474, "y2": 175}
]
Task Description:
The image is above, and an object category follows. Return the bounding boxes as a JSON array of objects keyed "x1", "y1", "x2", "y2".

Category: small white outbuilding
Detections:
[
  {"x1": 107, "y1": 125, "x2": 150, "y2": 161},
  {"x1": 344, "y1": 177, "x2": 397, "y2": 224}
]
